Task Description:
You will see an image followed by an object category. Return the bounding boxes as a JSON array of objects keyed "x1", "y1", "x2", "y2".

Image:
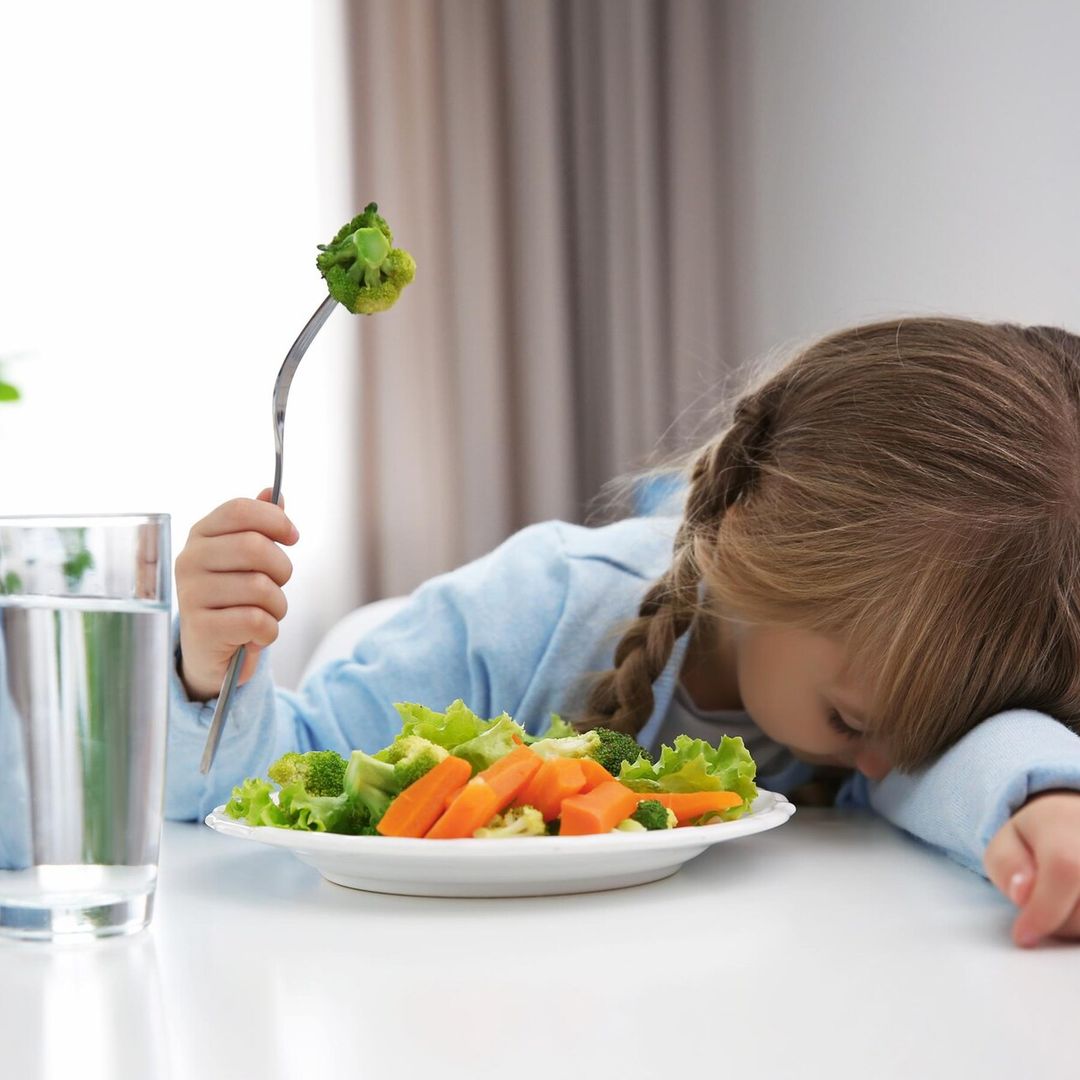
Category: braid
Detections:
[{"x1": 577, "y1": 379, "x2": 783, "y2": 735}]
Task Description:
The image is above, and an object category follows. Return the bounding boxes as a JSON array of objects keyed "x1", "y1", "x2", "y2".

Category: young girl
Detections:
[{"x1": 169, "y1": 316, "x2": 1080, "y2": 947}]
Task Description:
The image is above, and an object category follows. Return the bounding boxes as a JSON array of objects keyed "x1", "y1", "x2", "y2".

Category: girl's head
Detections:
[{"x1": 580, "y1": 316, "x2": 1080, "y2": 772}]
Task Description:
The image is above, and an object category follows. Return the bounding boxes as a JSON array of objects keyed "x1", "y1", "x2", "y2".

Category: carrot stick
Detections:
[
  {"x1": 578, "y1": 757, "x2": 616, "y2": 792},
  {"x1": 632, "y1": 790, "x2": 743, "y2": 823},
  {"x1": 426, "y1": 746, "x2": 543, "y2": 838},
  {"x1": 425, "y1": 777, "x2": 501, "y2": 839},
  {"x1": 376, "y1": 756, "x2": 472, "y2": 838},
  {"x1": 514, "y1": 758, "x2": 588, "y2": 821},
  {"x1": 477, "y1": 745, "x2": 543, "y2": 807},
  {"x1": 559, "y1": 780, "x2": 641, "y2": 836}
]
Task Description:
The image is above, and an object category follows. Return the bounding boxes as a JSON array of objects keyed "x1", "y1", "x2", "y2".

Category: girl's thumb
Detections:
[{"x1": 256, "y1": 487, "x2": 285, "y2": 510}]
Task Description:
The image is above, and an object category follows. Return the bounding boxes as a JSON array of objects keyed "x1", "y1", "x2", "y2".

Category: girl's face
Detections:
[{"x1": 732, "y1": 624, "x2": 892, "y2": 781}]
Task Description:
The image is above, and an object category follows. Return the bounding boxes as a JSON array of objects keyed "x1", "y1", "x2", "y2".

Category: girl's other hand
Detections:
[
  {"x1": 984, "y1": 791, "x2": 1080, "y2": 947},
  {"x1": 175, "y1": 489, "x2": 299, "y2": 702}
]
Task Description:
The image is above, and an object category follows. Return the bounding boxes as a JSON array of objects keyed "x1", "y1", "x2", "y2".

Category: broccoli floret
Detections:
[
  {"x1": 266, "y1": 749, "x2": 347, "y2": 797},
  {"x1": 344, "y1": 739, "x2": 446, "y2": 822},
  {"x1": 616, "y1": 818, "x2": 646, "y2": 832},
  {"x1": 529, "y1": 730, "x2": 602, "y2": 761},
  {"x1": 266, "y1": 752, "x2": 304, "y2": 787},
  {"x1": 473, "y1": 805, "x2": 547, "y2": 838},
  {"x1": 376, "y1": 735, "x2": 449, "y2": 788},
  {"x1": 343, "y1": 751, "x2": 395, "y2": 821},
  {"x1": 316, "y1": 203, "x2": 416, "y2": 314},
  {"x1": 630, "y1": 799, "x2": 675, "y2": 831},
  {"x1": 591, "y1": 728, "x2": 653, "y2": 776}
]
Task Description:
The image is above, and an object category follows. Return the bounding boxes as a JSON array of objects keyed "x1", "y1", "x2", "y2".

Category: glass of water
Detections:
[{"x1": 0, "y1": 514, "x2": 171, "y2": 940}]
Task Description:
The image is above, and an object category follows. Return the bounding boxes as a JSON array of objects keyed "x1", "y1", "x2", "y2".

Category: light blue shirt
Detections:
[{"x1": 163, "y1": 515, "x2": 1080, "y2": 878}]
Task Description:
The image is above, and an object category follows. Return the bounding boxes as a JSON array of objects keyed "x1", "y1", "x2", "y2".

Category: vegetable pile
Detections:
[{"x1": 224, "y1": 700, "x2": 758, "y2": 839}]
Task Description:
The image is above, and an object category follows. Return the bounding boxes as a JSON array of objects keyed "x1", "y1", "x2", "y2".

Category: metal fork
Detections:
[{"x1": 199, "y1": 294, "x2": 339, "y2": 774}]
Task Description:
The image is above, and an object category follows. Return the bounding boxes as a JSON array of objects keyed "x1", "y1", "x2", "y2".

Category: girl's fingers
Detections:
[
  {"x1": 189, "y1": 606, "x2": 281, "y2": 653},
  {"x1": 194, "y1": 497, "x2": 298, "y2": 546},
  {"x1": 1012, "y1": 850, "x2": 1080, "y2": 947},
  {"x1": 175, "y1": 493, "x2": 297, "y2": 701},
  {"x1": 256, "y1": 487, "x2": 284, "y2": 510},
  {"x1": 984, "y1": 820, "x2": 1036, "y2": 909},
  {"x1": 205, "y1": 642, "x2": 263, "y2": 690},
  {"x1": 185, "y1": 571, "x2": 288, "y2": 622},
  {"x1": 191, "y1": 533, "x2": 294, "y2": 586}
]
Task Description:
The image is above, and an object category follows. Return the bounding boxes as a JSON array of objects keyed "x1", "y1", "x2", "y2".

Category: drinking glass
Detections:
[{"x1": 0, "y1": 514, "x2": 171, "y2": 940}]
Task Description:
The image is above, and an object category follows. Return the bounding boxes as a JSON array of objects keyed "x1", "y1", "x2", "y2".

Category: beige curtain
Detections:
[{"x1": 340, "y1": 0, "x2": 739, "y2": 599}]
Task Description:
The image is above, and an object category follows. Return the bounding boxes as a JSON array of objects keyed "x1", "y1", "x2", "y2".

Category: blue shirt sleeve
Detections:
[
  {"x1": 165, "y1": 522, "x2": 573, "y2": 822},
  {"x1": 837, "y1": 709, "x2": 1080, "y2": 875}
]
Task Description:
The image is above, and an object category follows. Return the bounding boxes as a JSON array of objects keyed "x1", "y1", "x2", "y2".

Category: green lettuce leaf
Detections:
[
  {"x1": 224, "y1": 777, "x2": 291, "y2": 827},
  {"x1": 224, "y1": 776, "x2": 374, "y2": 834},
  {"x1": 523, "y1": 713, "x2": 576, "y2": 742},
  {"x1": 393, "y1": 699, "x2": 531, "y2": 773},
  {"x1": 276, "y1": 782, "x2": 371, "y2": 834},
  {"x1": 393, "y1": 699, "x2": 494, "y2": 749},
  {"x1": 618, "y1": 734, "x2": 758, "y2": 820},
  {"x1": 448, "y1": 715, "x2": 528, "y2": 773}
]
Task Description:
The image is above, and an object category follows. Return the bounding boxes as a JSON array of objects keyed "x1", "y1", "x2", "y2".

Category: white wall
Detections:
[
  {"x1": 728, "y1": 0, "x2": 1080, "y2": 366},
  {"x1": 0, "y1": 1, "x2": 359, "y2": 688}
]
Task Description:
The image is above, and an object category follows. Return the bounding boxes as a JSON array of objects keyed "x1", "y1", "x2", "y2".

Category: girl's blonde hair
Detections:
[{"x1": 578, "y1": 316, "x2": 1080, "y2": 770}]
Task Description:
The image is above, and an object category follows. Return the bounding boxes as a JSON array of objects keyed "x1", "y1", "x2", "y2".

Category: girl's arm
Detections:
[
  {"x1": 838, "y1": 709, "x2": 1080, "y2": 941},
  {"x1": 841, "y1": 708, "x2": 1080, "y2": 873}
]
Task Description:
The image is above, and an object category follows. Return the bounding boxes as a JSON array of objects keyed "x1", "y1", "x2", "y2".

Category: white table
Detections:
[{"x1": 1, "y1": 809, "x2": 1075, "y2": 1079}]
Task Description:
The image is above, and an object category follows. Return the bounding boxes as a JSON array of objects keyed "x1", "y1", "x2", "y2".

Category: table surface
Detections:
[{"x1": 1, "y1": 809, "x2": 1075, "y2": 1080}]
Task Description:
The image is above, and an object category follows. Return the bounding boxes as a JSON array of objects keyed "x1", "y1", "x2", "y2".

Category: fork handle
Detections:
[
  {"x1": 203, "y1": 440, "x2": 285, "y2": 775},
  {"x1": 199, "y1": 645, "x2": 246, "y2": 773},
  {"x1": 199, "y1": 293, "x2": 339, "y2": 776}
]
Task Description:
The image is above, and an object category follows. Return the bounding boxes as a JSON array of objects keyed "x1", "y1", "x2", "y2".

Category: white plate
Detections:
[{"x1": 204, "y1": 789, "x2": 795, "y2": 898}]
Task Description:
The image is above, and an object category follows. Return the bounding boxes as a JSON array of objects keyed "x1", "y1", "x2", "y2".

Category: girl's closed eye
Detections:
[{"x1": 826, "y1": 708, "x2": 861, "y2": 740}]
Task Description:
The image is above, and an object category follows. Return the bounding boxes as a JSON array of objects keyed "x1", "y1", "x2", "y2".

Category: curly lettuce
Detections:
[
  {"x1": 393, "y1": 699, "x2": 494, "y2": 749},
  {"x1": 522, "y1": 713, "x2": 577, "y2": 742},
  {"x1": 392, "y1": 699, "x2": 533, "y2": 773},
  {"x1": 617, "y1": 734, "x2": 758, "y2": 821},
  {"x1": 451, "y1": 715, "x2": 526, "y2": 773},
  {"x1": 225, "y1": 776, "x2": 374, "y2": 834},
  {"x1": 225, "y1": 777, "x2": 289, "y2": 827}
]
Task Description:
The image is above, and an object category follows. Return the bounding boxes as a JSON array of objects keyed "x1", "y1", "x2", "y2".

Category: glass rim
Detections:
[{"x1": 0, "y1": 513, "x2": 169, "y2": 529}]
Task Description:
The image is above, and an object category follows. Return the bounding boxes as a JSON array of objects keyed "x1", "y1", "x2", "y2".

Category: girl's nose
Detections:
[{"x1": 854, "y1": 746, "x2": 891, "y2": 781}]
